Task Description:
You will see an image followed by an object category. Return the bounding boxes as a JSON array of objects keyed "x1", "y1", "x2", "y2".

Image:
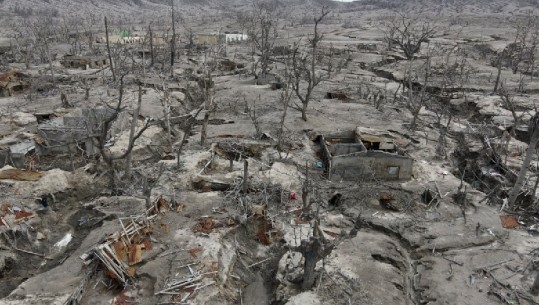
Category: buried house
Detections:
[
  {"x1": 318, "y1": 127, "x2": 413, "y2": 181},
  {"x1": 61, "y1": 55, "x2": 109, "y2": 70},
  {"x1": 36, "y1": 108, "x2": 122, "y2": 156}
]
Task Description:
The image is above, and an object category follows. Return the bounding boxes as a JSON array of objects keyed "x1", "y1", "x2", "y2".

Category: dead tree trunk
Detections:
[
  {"x1": 277, "y1": 75, "x2": 292, "y2": 158},
  {"x1": 531, "y1": 168, "x2": 539, "y2": 204},
  {"x1": 293, "y1": 221, "x2": 335, "y2": 290},
  {"x1": 46, "y1": 45, "x2": 55, "y2": 87},
  {"x1": 163, "y1": 87, "x2": 172, "y2": 147},
  {"x1": 302, "y1": 161, "x2": 311, "y2": 214},
  {"x1": 149, "y1": 24, "x2": 154, "y2": 67},
  {"x1": 170, "y1": 0, "x2": 176, "y2": 77},
  {"x1": 177, "y1": 108, "x2": 203, "y2": 168},
  {"x1": 493, "y1": 56, "x2": 502, "y2": 93},
  {"x1": 176, "y1": 126, "x2": 190, "y2": 169},
  {"x1": 126, "y1": 86, "x2": 143, "y2": 179},
  {"x1": 200, "y1": 111, "x2": 210, "y2": 145},
  {"x1": 532, "y1": 272, "x2": 539, "y2": 295},
  {"x1": 104, "y1": 16, "x2": 116, "y2": 81},
  {"x1": 290, "y1": 8, "x2": 330, "y2": 122},
  {"x1": 243, "y1": 159, "x2": 249, "y2": 193}
]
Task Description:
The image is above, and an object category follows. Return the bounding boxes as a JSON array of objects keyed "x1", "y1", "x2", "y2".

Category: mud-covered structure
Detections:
[
  {"x1": 36, "y1": 108, "x2": 118, "y2": 156},
  {"x1": 0, "y1": 71, "x2": 29, "y2": 97},
  {"x1": 318, "y1": 127, "x2": 413, "y2": 181},
  {"x1": 60, "y1": 55, "x2": 109, "y2": 70}
]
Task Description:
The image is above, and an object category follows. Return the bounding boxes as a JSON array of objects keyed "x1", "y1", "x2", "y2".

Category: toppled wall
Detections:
[{"x1": 329, "y1": 151, "x2": 413, "y2": 181}]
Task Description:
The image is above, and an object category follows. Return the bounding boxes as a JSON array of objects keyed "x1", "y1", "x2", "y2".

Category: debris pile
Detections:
[
  {"x1": 192, "y1": 216, "x2": 238, "y2": 234},
  {"x1": 0, "y1": 203, "x2": 36, "y2": 231},
  {"x1": 81, "y1": 198, "x2": 169, "y2": 286},
  {"x1": 155, "y1": 263, "x2": 216, "y2": 303}
]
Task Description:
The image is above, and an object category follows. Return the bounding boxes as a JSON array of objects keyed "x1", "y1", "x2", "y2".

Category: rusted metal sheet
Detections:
[
  {"x1": 0, "y1": 168, "x2": 43, "y2": 181},
  {"x1": 500, "y1": 215, "x2": 519, "y2": 229}
]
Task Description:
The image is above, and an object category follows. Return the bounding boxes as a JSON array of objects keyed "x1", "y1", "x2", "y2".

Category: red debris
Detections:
[
  {"x1": 500, "y1": 215, "x2": 519, "y2": 229},
  {"x1": 14, "y1": 210, "x2": 34, "y2": 219},
  {"x1": 189, "y1": 247, "x2": 203, "y2": 258}
]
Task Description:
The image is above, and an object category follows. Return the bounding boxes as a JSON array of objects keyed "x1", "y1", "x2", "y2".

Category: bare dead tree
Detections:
[
  {"x1": 291, "y1": 215, "x2": 335, "y2": 290},
  {"x1": 148, "y1": 23, "x2": 155, "y2": 66},
  {"x1": 497, "y1": 84, "x2": 527, "y2": 137},
  {"x1": 21, "y1": 17, "x2": 57, "y2": 87},
  {"x1": 384, "y1": 13, "x2": 436, "y2": 59},
  {"x1": 183, "y1": 26, "x2": 195, "y2": 55},
  {"x1": 429, "y1": 44, "x2": 474, "y2": 157},
  {"x1": 158, "y1": 82, "x2": 172, "y2": 147},
  {"x1": 493, "y1": 12, "x2": 539, "y2": 91},
  {"x1": 199, "y1": 51, "x2": 216, "y2": 146},
  {"x1": 94, "y1": 74, "x2": 152, "y2": 188},
  {"x1": 277, "y1": 65, "x2": 293, "y2": 158},
  {"x1": 176, "y1": 107, "x2": 203, "y2": 168},
  {"x1": 125, "y1": 85, "x2": 143, "y2": 179},
  {"x1": 246, "y1": 2, "x2": 279, "y2": 78},
  {"x1": 402, "y1": 54, "x2": 433, "y2": 130},
  {"x1": 532, "y1": 270, "x2": 539, "y2": 295},
  {"x1": 244, "y1": 95, "x2": 262, "y2": 138},
  {"x1": 81, "y1": 13, "x2": 99, "y2": 54},
  {"x1": 507, "y1": 113, "x2": 539, "y2": 208},
  {"x1": 378, "y1": 15, "x2": 397, "y2": 51},
  {"x1": 290, "y1": 7, "x2": 330, "y2": 122},
  {"x1": 526, "y1": 16, "x2": 539, "y2": 81},
  {"x1": 508, "y1": 11, "x2": 539, "y2": 75}
]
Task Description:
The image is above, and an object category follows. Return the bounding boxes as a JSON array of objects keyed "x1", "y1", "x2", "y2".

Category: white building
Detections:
[{"x1": 225, "y1": 33, "x2": 248, "y2": 44}]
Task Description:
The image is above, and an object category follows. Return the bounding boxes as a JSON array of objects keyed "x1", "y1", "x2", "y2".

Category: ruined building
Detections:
[
  {"x1": 0, "y1": 71, "x2": 29, "y2": 97},
  {"x1": 61, "y1": 55, "x2": 109, "y2": 70},
  {"x1": 318, "y1": 127, "x2": 413, "y2": 181}
]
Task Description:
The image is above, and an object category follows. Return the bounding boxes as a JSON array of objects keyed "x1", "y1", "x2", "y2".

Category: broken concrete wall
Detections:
[
  {"x1": 9, "y1": 141, "x2": 35, "y2": 169},
  {"x1": 329, "y1": 151, "x2": 413, "y2": 181},
  {"x1": 329, "y1": 143, "x2": 365, "y2": 156}
]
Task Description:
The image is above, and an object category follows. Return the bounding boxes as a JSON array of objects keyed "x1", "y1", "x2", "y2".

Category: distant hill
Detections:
[
  {"x1": 340, "y1": 0, "x2": 539, "y2": 14},
  {"x1": 0, "y1": 0, "x2": 537, "y2": 18}
]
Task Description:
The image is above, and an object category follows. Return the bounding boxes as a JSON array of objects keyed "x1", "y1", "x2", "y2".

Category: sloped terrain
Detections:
[{"x1": 0, "y1": 0, "x2": 539, "y2": 305}]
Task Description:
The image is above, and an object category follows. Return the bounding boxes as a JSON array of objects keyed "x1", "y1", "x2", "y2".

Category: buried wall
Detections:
[{"x1": 329, "y1": 151, "x2": 413, "y2": 181}]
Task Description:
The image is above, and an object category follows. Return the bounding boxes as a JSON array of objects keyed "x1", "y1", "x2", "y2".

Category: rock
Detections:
[
  {"x1": 324, "y1": 214, "x2": 353, "y2": 228},
  {"x1": 170, "y1": 91, "x2": 185, "y2": 102},
  {"x1": 36, "y1": 232, "x2": 46, "y2": 240},
  {"x1": 0, "y1": 252, "x2": 16, "y2": 276},
  {"x1": 285, "y1": 292, "x2": 321, "y2": 305},
  {"x1": 11, "y1": 112, "x2": 37, "y2": 127}
]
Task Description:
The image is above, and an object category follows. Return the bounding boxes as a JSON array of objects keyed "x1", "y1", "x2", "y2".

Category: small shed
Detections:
[
  {"x1": 224, "y1": 33, "x2": 248, "y2": 44},
  {"x1": 318, "y1": 127, "x2": 413, "y2": 181}
]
